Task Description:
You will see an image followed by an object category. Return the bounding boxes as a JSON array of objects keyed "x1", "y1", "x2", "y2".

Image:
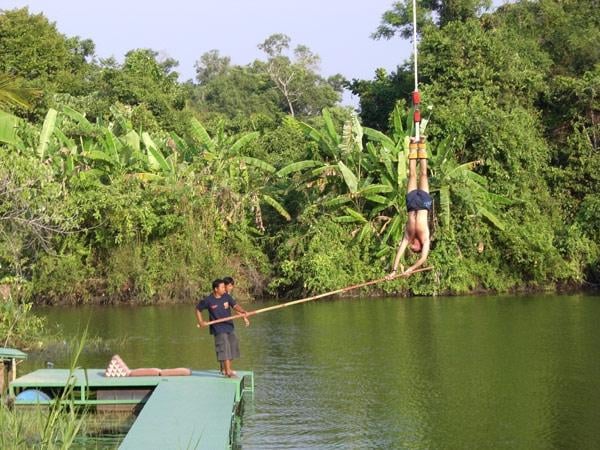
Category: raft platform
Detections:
[{"x1": 10, "y1": 368, "x2": 254, "y2": 449}]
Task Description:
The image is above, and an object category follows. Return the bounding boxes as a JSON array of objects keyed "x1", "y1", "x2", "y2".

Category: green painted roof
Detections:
[{"x1": 0, "y1": 347, "x2": 27, "y2": 360}]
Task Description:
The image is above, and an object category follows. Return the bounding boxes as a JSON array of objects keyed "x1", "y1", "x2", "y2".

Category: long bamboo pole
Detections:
[{"x1": 203, "y1": 267, "x2": 433, "y2": 327}]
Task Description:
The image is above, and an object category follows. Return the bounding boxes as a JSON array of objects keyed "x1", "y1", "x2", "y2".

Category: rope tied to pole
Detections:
[{"x1": 411, "y1": 0, "x2": 423, "y2": 146}]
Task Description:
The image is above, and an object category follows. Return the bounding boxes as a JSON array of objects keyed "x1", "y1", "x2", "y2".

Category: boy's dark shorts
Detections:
[
  {"x1": 214, "y1": 332, "x2": 240, "y2": 361},
  {"x1": 406, "y1": 189, "x2": 433, "y2": 212}
]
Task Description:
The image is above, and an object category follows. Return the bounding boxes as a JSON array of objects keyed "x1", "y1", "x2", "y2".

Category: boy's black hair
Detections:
[
  {"x1": 223, "y1": 276, "x2": 235, "y2": 286},
  {"x1": 212, "y1": 279, "x2": 225, "y2": 290}
]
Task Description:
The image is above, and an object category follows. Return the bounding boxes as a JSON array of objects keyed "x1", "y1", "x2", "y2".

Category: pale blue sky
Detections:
[
  {"x1": 3, "y1": 1, "x2": 505, "y2": 104},
  {"x1": 3, "y1": 1, "x2": 410, "y2": 95}
]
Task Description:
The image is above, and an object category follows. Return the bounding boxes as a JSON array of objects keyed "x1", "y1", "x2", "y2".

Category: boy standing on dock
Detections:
[{"x1": 195, "y1": 279, "x2": 249, "y2": 378}]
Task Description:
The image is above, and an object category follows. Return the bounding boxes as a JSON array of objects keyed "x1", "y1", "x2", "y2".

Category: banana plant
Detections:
[
  {"x1": 286, "y1": 107, "x2": 413, "y2": 248},
  {"x1": 54, "y1": 106, "x2": 181, "y2": 183},
  {"x1": 429, "y1": 137, "x2": 511, "y2": 233},
  {"x1": 188, "y1": 118, "x2": 290, "y2": 230}
]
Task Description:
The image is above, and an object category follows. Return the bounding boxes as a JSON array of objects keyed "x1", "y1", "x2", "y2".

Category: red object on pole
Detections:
[
  {"x1": 414, "y1": 109, "x2": 421, "y2": 123},
  {"x1": 412, "y1": 90, "x2": 421, "y2": 105}
]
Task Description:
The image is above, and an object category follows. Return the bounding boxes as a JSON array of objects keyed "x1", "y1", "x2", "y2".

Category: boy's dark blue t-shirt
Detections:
[{"x1": 196, "y1": 293, "x2": 237, "y2": 335}]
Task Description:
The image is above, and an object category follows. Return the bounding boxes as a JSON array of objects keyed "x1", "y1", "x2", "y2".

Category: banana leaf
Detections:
[
  {"x1": 338, "y1": 161, "x2": 358, "y2": 193},
  {"x1": 0, "y1": 110, "x2": 23, "y2": 148},
  {"x1": 237, "y1": 156, "x2": 276, "y2": 173},
  {"x1": 406, "y1": 106, "x2": 415, "y2": 137},
  {"x1": 380, "y1": 156, "x2": 395, "y2": 186},
  {"x1": 382, "y1": 214, "x2": 402, "y2": 245},
  {"x1": 479, "y1": 206, "x2": 506, "y2": 231},
  {"x1": 297, "y1": 121, "x2": 323, "y2": 142},
  {"x1": 485, "y1": 191, "x2": 514, "y2": 206},
  {"x1": 439, "y1": 185, "x2": 451, "y2": 229},
  {"x1": 311, "y1": 164, "x2": 336, "y2": 176},
  {"x1": 365, "y1": 141, "x2": 379, "y2": 159},
  {"x1": 276, "y1": 160, "x2": 322, "y2": 177},
  {"x1": 169, "y1": 132, "x2": 190, "y2": 154},
  {"x1": 343, "y1": 207, "x2": 368, "y2": 223},
  {"x1": 37, "y1": 108, "x2": 57, "y2": 159},
  {"x1": 189, "y1": 118, "x2": 215, "y2": 151},
  {"x1": 371, "y1": 203, "x2": 392, "y2": 215},
  {"x1": 83, "y1": 150, "x2": 115, "y2": 165},
  {"x1": 322, "y1": 108, "x2": 340, "y2": 145},
  {"x1": 460, "y1": 167, "x2": 487, "y2": 185},
  {"x1": 357, "y1": 223, "x2": 372, "y2": 242},
  {"x1": 403, "y1": 135, "x2": 411, "y2": 153},
  {"x1": 122, "y1": 130, "x2": 140, "y2": 152},
  {"x1": 77, "y1": 168, "x2": 106, "y2": 181},
  {"x1": 53, "y1": 127, "x2": 76, "y2": 150},
  {"x1": 323, "y1": 194, "x2": 352, "y2": 207},
  {"x1": 102, "y1": 130, "x2": 121, "y2": 165},
  {"x1": 353, "y1": 115, "x2": 363, "y2": 145},
  {"x1": 262, "y1": 194, "x2": 291, "y2": 220},
  {"x1": 109, "y1": 105, "x2": 133, "y2": 132},
  {"x1": 230, "y1": 131, "x2": 259, "y2": 154},
  {"x1": 142, "y1": 132, "x2": 171, "y2": 173},
  {"x1": 360, "y1": 184, "x2": 394, "y2": 195},
  {"x1": 363, "y1": 127, "x2": 396, "y2": 149},
  {"x1": 65, "y1": 154, "x2": 74, "y2": 176},
  {"x1": 334, "y1": 215, "x2": 362, "y2": 223},
  {"x1": 364, "y1": 194, "x2": 388, "y2": 204},
  {"x1": 62, "y1": 106, "x2": 93, "y2": 130},
  {"x1": 397, "y1": 150, "x2": 407, "y2": 186},
  {"x1": 392, "y1": 104, "x2": 404, "y2": 136}
]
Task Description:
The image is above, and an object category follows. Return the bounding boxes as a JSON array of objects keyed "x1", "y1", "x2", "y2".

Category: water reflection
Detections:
[{"x1": 31, "y1": 294, "x2": 600, "y2": 449}]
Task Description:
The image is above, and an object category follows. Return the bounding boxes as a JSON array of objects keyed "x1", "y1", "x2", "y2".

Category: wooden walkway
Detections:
[
  {"x1": 120, "y1": 377, "x2": 237, "y2": 449},
  {"x1": 10, "y1": 369, "x2": 253, "y2": 449}
]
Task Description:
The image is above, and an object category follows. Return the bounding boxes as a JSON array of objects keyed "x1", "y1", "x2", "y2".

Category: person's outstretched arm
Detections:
[
  {"x1": 387, "y1": 235, "x2": 410, "y2": 279},
  {"x1": 233, "y1": 304, "x2": 250, "y2": 326},
  {"x1": 195, "y1": 309, "x2": 207, "y2": 328}
]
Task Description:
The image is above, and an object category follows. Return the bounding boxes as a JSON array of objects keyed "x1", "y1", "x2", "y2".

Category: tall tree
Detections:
[
  {"x1": 97, "y1": 49, "x2": 187, "y2": 131},
  {"x1": 257, "y1": 34, "x2": 343, "y2": 117},
  {"x1": 194, "y1": 50, "x2": 231, "y2": 85},
  {"x1": 372, "y1": 0, "x2": 492, "y2": 39},
  {"x1": 0, "y1": 8, "x2": 94, "y2": 86}
]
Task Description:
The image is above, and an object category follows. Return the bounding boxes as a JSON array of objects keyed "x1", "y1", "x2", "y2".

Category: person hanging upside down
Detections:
[{"x1": 388, "y1": 138, "x2": 432, "y2": 278}]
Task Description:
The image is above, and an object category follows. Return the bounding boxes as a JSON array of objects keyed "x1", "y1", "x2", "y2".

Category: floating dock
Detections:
[{"x1": 10, "y1": 368, "x2": 254, "y2": 449}]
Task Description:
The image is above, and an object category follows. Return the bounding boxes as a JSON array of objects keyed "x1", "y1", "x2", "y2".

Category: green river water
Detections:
[{"x1": 25, "y1": 293, "x2": 600, "y2": 449}]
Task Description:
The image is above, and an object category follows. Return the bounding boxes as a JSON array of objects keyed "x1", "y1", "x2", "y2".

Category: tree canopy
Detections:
[{"x1": 0, "y1": 2, "x2": 598, "y2": 304}]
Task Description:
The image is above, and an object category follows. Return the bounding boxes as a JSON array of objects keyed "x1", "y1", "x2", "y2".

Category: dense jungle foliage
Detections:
[{"x1": 0, "y1": 1, "x2": 598, "y2": 305}]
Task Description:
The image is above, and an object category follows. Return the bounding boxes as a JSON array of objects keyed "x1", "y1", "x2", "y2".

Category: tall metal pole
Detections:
[{"x1": 412, "y1": 0, "x2": 420, "y2": 142}]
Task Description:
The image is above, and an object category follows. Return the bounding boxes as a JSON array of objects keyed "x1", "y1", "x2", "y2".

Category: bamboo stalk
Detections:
[{"x1": 203, "y1": 267, "x2": 433, "y2": 326}]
